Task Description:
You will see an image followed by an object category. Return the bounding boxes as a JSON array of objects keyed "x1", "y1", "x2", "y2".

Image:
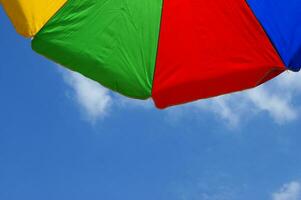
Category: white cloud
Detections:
[
  {"x1": 192, "y1": 96, "x2": 242, "y2": 127},
  {"x1": 62, "y1": 70, "x2": 112, "y2": 122},
  {"x1": 276, "y1": 72, "x2": 301, "y2": 91},
  {"x1": 246, "y1": 87, "x2": 296, "y2": 124},
  {"x1": 272, "y1": 181, "x2": 301, "y2": 200},
  {"x1": 114, "y1": 94, "x2": 154, "y2": 109},
  {"x1": 186, "y1": 72, "x2": 301, "y2": 126}
]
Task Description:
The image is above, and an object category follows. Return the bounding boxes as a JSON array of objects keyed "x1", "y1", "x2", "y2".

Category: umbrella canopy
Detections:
[
  {"x1": 0, "y1": 0, "x2": 66, "y2": 37},
  {"x1": 1, "y1": 0, "x2": 300, "y2": 108}
]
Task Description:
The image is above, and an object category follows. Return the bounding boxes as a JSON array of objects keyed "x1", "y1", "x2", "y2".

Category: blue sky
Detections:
[{"x1": 1, "y1": 6, "x2": 301, "y2": 200}]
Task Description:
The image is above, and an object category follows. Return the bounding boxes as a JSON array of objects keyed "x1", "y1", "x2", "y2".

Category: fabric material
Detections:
[
  {"x1": 32, "y1": 0, "x2": 163, "y2": 99},
  {"x1": 0, "y1": 0, "x2": 67, "y2": 37},
  {"x1": 246, "y1": 0, "x2": 301, "y2": 72},
  {"x1": 152, "y1": 0, "x2": 285, "y2": 109}
]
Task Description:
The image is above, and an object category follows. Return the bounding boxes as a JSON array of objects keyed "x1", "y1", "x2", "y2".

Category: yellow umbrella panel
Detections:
[{"x1": 0, "y1": 0, "x2": 67, "y2": 37}]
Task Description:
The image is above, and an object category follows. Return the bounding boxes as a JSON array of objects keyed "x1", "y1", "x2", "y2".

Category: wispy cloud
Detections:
[
  {"x1": 171, "y1": 172, "x2": 240, "y2": 200},
  {"x1": 272, "y1": 181, "x2": 301, "y2": 200},
  {"x1": 114, "y1": 94, "x2": 154, "y2": 109},
  {"x1": 62, "y1": 70, "x2": 112, "y2": 122},
  {"x1": 173, "y1": 71, "x2": 301, "y2": 127},
  {"x1": 246, "y1": 86, "x2": 296, "y2": 124}
]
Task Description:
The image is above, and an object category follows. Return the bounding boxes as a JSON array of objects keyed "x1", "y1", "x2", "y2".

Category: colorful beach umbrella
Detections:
[{"x1": 1, "y1": 0, "x2": 300, "y2": 108}]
